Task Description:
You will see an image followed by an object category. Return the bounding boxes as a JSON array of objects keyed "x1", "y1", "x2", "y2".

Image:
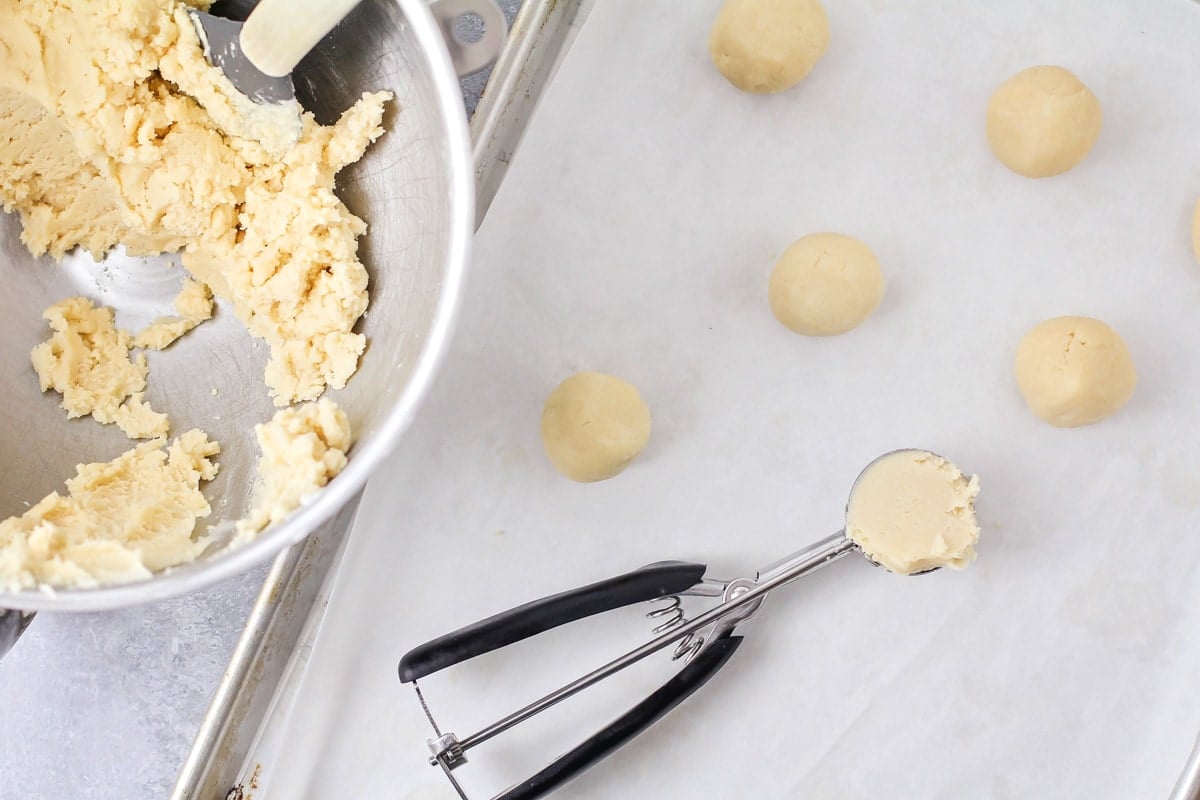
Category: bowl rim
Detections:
[{"x1": 0, "y1": 0, "x2": 474, "y2": 611}]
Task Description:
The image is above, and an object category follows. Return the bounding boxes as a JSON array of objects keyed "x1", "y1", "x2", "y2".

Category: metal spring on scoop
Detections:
[{"x1": 646, "y1": 596, "x2": 704, "y2": 662}]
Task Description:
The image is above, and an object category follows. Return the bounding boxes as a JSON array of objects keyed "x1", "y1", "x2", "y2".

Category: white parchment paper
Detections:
[{"x1": 266, "y1": 1, "x2": 1200, "y2": 797}]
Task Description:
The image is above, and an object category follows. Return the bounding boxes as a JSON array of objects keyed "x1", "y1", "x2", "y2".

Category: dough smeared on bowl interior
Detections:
[
  {"x1": 0, "y1": 430, "x2": 220, "y2": 590},
  {"x1": 133, "y1": 277, "x2": 215, "y2": 351},
  {"x1": 32, "y1": 297, "x2": 169, "y2": 440},
  {"x1": 237, "y1": 399, "x2": 353, "y2": 538}
]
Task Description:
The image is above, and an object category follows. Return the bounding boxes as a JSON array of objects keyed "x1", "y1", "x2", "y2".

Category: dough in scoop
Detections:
[
  {"x1": 845, "y1": 450, "x2": 980, "y2": 576},
  {"x1": 540, "y1": 372, "x2": 651, "y2": 482},
  {"x1": 986, "y1": 65, "x2": 1102, "y2": 178},
  {"x1": 709, "y1": 0, "x2": 830, "y2": 94},
  {"x1": 1014, "y1": 316, "x2": 1136, "y2": 427},
  {"x1": 768, "y1": 233, "x2": 884, "y2": 336}
]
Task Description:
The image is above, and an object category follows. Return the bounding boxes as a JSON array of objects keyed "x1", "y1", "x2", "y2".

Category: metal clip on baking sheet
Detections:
[{"x1": 397, "y1": 534, "x2": 860, "y2": 799}]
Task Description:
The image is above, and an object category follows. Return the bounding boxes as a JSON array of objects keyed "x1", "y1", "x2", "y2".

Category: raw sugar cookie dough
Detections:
[
  {"x1": 31, "y1": 296, "x2": 169, "y2": 440},
  {"x1": 32, "y1": 280, "x2": 214, "y2": 441},
  {"x1": 845, "y1": 450, "x2": 981, "y2": 576},
  {"x1": 134, "y1": 277, "x2": 215, "y2": 351},
  {"x1": 541, "y1": 372, "x2": 652, "y2": 483},
  {"x1": 709, "y1": 0, "x2": 830, "y2": 94},
  {"x1": 0, "y1": 0, "x2": 392, "y2": 406},
  {"x1": 1014, "y1": 316, "x2": 1136, "y2": 428},
  {"x1": 237, "y1": 399, "x2": 353, "y2": 538},
  {"x1": 768, "y1": 233, "x2": 884, "y2": 336},
  {"x1": 986, "y1": 66, "x2": 1102, "y2": 178},
  {"x1": 0, "y1": 0, "x2": 388, "y2": 589},
  {"x1": 0, "y1": 430, "x2": 220, "y2": 590}
]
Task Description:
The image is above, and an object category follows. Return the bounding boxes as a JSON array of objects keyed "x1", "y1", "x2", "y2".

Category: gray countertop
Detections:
[{"x1": 0, "y1": 3, "x2": 520, "y2": 797}]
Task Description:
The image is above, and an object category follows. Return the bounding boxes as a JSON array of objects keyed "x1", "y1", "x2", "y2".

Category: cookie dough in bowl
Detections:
[
  {"x1": 0, "y1": 0, "x2": 473, "y2": 608},
  {"x1": 845, "y1": 450, "x2": 981, "y2": 576},
  {"x1": 768, "y1": 233, "x2": 884, "y2": 336},
  {"x1": 1014, "y1": 316, "x2": 1136, "y2": 428},
  {"x1": 541, "y1": 372, "x2": 652, "y2": 483},
  {"x1": 986, "y1": 65, "x2": 1102, "y2": 178},
  {"x1": 709, "y1": 0, "x2": 830, "y2": 94},
  {"x1": 0, "y1": 432, "x2": 220, "y2": 590}
]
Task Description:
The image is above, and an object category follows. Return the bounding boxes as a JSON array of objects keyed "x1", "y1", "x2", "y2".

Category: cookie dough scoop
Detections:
[
  {"x1": 189, "y1": 0, "x2": 362, "y2": 150},
  {"x1": 394, "y1": 449, "x2": 981, "y2": 799}
]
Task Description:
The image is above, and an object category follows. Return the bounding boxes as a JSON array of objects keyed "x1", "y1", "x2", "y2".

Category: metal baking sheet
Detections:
[
  {"x1": 171, "y1": 1, "x2": 588, "y2": 797},
  {"x1": 192, "y1": 0, "x2": 1200, "y2": 797}
]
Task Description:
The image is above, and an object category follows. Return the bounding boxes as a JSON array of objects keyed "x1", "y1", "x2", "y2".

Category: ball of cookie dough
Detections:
[
  {"x1": 540, "y1": 372, "x2": 652, "y2": 482},
  {"x1": 768, "y1": 233, "x2": 884, "y2": 336},
  {"x1": 1014, "y1": 316, "x2": 1136, "y2": 427},
  {"x1": 709, "y1": 0, "x2": 830, "y2": 94},
  {"x1": 986, "y1": 66, "x2": 1102, "y2": 178}
]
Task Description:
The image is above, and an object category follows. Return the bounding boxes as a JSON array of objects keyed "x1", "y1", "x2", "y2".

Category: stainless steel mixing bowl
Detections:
[{"x1": 0, "y1": 0, "x2": 476, "y2": 611}]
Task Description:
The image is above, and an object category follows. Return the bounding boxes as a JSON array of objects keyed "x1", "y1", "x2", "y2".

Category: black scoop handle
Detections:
[
  {"x1": 398, "y1": 560, "x2": 707, "y2": 683},
  {"x1": 495, "y1": 633, "x2": 743, "y2": 800}
]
